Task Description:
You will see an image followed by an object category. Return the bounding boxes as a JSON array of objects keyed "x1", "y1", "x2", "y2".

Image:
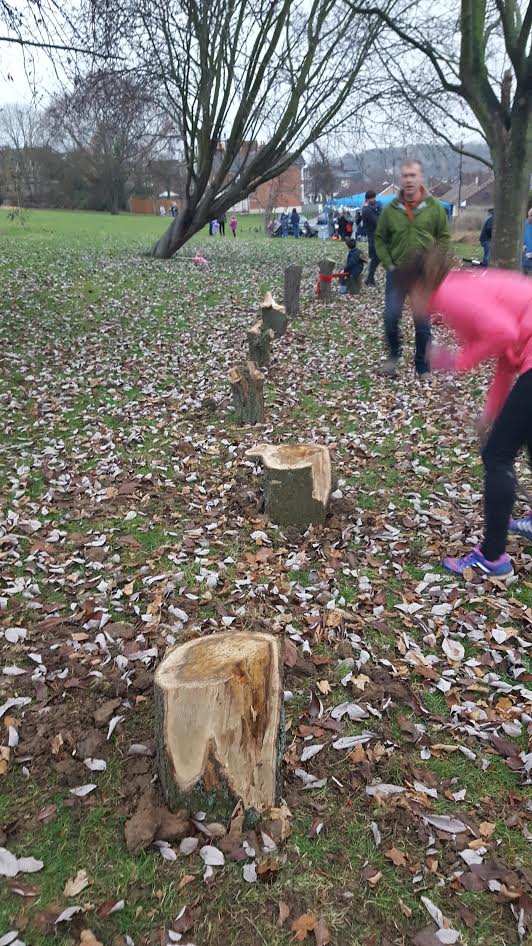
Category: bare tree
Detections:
[
  {"x1": 0, "y1": 104, "x2": 50, "y2": 204},
  {"x1": 348, "y1": 0, "x2": 532, "y2": 268},
  {"x1": 46, "y1": 70, "x2": 166, "y2": 214},
  {"x1": 128, "y1": 0, "x2": 387, "y2": 257},
  {"x1": 306, "y1": 144, "x2": 338, "y2": 203}
]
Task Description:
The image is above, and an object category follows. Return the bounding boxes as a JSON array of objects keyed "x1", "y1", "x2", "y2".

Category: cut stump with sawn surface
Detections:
[
  {"x1": 261, "y1": 291, "x2": 287, "y2": 337},
  {"x1": 154, "y1": 631, "x2": 283, "y2": 821},
  {"x1": 227, "y1": 360, "x2": 265, "y2": 425},
  {"x1": 246, "y1": 443, "x2": 332, "y2": 529}
]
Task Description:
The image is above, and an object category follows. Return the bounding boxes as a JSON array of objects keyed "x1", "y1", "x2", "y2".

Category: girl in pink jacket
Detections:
[{"x1": 396, "y1": 247, "x2": 532, "y2": 578}]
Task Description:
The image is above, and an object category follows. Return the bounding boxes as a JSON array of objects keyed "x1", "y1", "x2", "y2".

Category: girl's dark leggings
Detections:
[{"x1": 481, "y1": 369, "x2": 532, "y2": 560}]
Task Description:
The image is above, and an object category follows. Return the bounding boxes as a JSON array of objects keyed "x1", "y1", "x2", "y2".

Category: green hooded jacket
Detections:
[{"x1": 374, "y1": 193, "x2": 449, "y2": 270}]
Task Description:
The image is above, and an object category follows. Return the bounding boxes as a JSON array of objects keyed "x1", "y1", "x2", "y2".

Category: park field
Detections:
[{"x1": 0, "y1": 208, "x2": 529, "y2": 946}]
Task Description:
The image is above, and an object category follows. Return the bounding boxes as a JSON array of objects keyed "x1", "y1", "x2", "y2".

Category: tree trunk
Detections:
[
  {"x1": 317, "y1": 258, "x2": 335, "y2": 300},
  {"x1": 247, "y1": 321, "x2": 274, "y2": 367},
  {"x1": 246, "y1": 443, "x2": 332, "y2": 529},
  {"x1": 227, "y1": 360, "x2": 265, "y2": 425},
  {"x1": 261, "y1": 291, "x2": 287, "y2": 337},
  {"x1": 154, "y1": 630, "x2": 283, "y2": 821},
  {"x1": 491, "y1": 105, "x2": 531, "y2": 269},
  {"x1": 284, "y1": 265, "x2": 302, "y2": 317}
]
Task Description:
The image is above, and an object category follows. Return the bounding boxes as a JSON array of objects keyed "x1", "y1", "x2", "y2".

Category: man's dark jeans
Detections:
[
  {"x1": 481, "y1": 239, "x2": 491, "y2": 267},
  {"x1": 366, "y1": 236, "x2": 380, "y2": 284},
  {"x1": 384, "y1": 269, "x2": 431, "y2": 374}
]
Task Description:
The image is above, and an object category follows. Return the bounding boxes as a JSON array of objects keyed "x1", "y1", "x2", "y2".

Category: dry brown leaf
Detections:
[
  {"x1": 384, "y1": 847, "x2": 408, "y2": 867},
  {"x1": 276, "y1": 901, "x2": 290, "y2": 928},
  {"x1": 291, "y1": 912, "x2": 317, "y2": 941},
  {"x1": 479, "y1": 822, "x2": 496, "y2": 839},
  {"x1": 316, "y1": 680, "x2": 332, "y2": 695},
  {"x1": 177, "y1": 874, "x2": 195, "y2": 890},
  {"x1": 314, "y1": 917, "x2": 331, "y2": 946}
]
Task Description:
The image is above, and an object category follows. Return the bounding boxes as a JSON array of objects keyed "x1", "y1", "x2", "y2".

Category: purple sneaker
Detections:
[
  {"x1": 442, "y1": 545, "x2": 513, "y2": 578},
  {"x1": 509, "y1": 513, "x2": 532, "y2": 540}
]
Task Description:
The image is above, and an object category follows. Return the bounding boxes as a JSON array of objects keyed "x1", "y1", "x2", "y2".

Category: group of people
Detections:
[
  {"x1": 479, "y1": 206, "x2": 532, "y2": 273},
  {"x1": 337, "y1": 158, "x2": 532, "y2": 581},
  {"x1": 279, "y1": 208, "x2": 301, "y2": 237},
  {"x1": 209, "y1": 213, "x2": 238, "y2": 237}
]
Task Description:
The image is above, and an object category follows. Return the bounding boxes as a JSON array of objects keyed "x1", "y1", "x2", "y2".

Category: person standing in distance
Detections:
[
  {"x1": 375, "y1": 159, "x2": 450, "y2": 376},
  {"x1": 480, "y1": 208, "x2": 494, "y2": 267},
  {"x1": 362, "y1": 190, "x2": 381, "y2": 286}
]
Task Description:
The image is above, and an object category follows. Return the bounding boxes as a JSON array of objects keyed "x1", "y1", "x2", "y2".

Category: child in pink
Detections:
[
  {"x1": 230, "y1": 216, "x2": 238, "y2": 238},
  {"x1": 396, "y1": 247, "x2": 532, "y2": 578}
]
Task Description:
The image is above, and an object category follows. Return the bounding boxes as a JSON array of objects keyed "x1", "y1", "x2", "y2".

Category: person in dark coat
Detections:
[
  {"x1": 217, "y1": 212, "x2": 226, "y2": 236},
  {"x1": 480, "y1": 208, "x2": 494, "y2": 267},
  {"x1": 337, "y1": 239, "x2": 365, "y2": 294},
  {"x1": 361, "y1": 190, "x2": 382, "y2": 286},
  {"x1": 291, "y1": 207, "x2": 300, "y2": 238}
]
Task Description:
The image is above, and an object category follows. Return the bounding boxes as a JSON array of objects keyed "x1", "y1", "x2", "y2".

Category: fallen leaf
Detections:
[
  {"x1": 79, "y1": 932, "x2": 104, "y2": 946},
  {"x1": 199, "y1": 845, "x2": 225, "y2": 866},
  {"x1": 384, "y1": 847, "x2": 408, "y2": 867},
  {"x1": 291, "y1": 912, "x2": 317, "y2": 941},
  {"x1": 64, "y1": 869, "x2": 90, "y2": 897},
  {"x1": 277, "y1": 901, "x2": 290, "y2": 928}
]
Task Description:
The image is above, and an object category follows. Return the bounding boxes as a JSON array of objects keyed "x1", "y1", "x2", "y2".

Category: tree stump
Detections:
[
  {"x1": 317, "y1": 258, "x2": 335, "y2": 300},
  {"x1": 261, "y1": 291, "x2": 288, "y2": 337},
  {"x1": 346, "y1": 273, "x2": 362, "y2": 295},
  {"x1": 246, "y1": 443, "x2": 332, "y2": 529},
  {"x1": 284, "y1": 264, "x2": 302, "y2": 317},
  {"x1": 247, "y1": 321, "x2": 274, "y2": 368},
  {"x1": 154, "y1": 631, "x2": 283, "y2": 821},
  {"x1": 227, "y1": 361, "x2": 265, "y2": 425}
]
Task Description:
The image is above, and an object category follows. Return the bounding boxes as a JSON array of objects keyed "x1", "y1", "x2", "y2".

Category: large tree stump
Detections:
[
  {"x1": 261, "y1": 291, "x2": 287, "y2": 337},
  {"x1": 246, "y1": 443, "x2": 332, "y2": 529},
  {"x1": 227, "y1": 361, "x2": 265, "y2": 425},
  {"x1": 317, "y1": 258, "x2": 335, "y2": 300},
  {"x1": 154, "y1": 631, "x2": 283, "y2": 821},
  {"x1": 284, "y1": 264, "x2": 302, "y2": 317},
  {"x1": 247, "y1": 320, "x2": 274, "y2": 367}
]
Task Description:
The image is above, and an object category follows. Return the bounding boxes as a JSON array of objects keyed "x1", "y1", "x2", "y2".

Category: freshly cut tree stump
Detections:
[
  {"x1": 246, "y1": 443, "x2": 332, "y2": 529},
  {"x1": 227, "y1": 360, "x2": 265, "y2": 425},
  {"x1": 154, "y1": 631, "x2": 283, "y2": 820},
  {"x1": 261, "y1": 291, "x2": 288, "y2": 337},
  {"x1": 284, "y1": 264, "x2": 302, "y2": 317},
  {"x1": 247, "y1": 320, "x2": 274, "y2": 367},
  {"x1": 317, "y1": 258, "x2": 335, "y2": 300}
]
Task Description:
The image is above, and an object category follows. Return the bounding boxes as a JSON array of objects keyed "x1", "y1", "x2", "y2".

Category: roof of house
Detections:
[{"x1": 440, "y1": 174, "x2": 494, "y2": 205}]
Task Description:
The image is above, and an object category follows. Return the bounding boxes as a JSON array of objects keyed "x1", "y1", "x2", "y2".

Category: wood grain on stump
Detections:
[
  {"x1": 284, "y1": 265, "x2": 302, "y2": 317},
  {"x1": 246, "y1": 443, "x2": 332, "y2": 529},
  {"x1": 247, "y1": 320, "x2": 274, "y2": 367},
  {"x1": 154, "y1": 631, "x2": 283, "y2": 820},
  {"x1": 261, "y1": 291, "x2": 287, "y2": 337},
  {"x1": 227, "y1": 360, "x2": 265, "y2": 425}
]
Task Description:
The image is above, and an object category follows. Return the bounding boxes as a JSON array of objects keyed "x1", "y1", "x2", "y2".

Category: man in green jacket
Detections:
[{"x1": 375, "y1": 159, "x2": 450, "y2": 376}]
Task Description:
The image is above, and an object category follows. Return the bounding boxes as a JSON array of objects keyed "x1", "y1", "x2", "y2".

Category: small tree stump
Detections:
[
  {"x1": 247, "y1": 320, "x2": 274, "y2": 367},
  {"x1": 346, "y1": 273, "x2": 362, "y2": 295},
  {"x1": 317, "y1": 258, "x2": 335, "y2": 300},
  {"x1": 154, "y1": 631, "x2": 283, "y2": 820},
  {"x1": 261, "y1": 291, "x2": 287, "y2": 337},
  {"x1": 246, "y1": 443, "x2": 332, "y2": 529},
  {"x1": 284, "y1": 264, "x2": 302, "y2": 317},
  {"x1": 227, "y1": 361, "x2": 265, "y2": 425}
]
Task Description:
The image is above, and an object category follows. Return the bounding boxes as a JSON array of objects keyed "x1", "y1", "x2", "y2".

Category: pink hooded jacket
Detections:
[{"x1": 428, "y1": 268, "x2": 532, "y2": 421}]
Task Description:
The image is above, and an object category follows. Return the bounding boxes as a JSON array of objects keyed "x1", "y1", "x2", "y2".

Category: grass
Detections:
[{"x1": 0, "y1": 207, "x2": 528, "y2": 946}]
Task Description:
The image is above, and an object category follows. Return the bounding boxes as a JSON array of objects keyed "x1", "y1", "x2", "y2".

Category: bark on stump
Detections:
[
  {"x1": 284, "y1": 264, "x2": 302, "y2": 317},
  {"x1": 346, "y1": 274, "x2": 362, "y2": 295},
  {"x1": 246, "y1": 443, "x2": 332, "y2": 529},
  {"x1": 317, "y1": 258, "x2": 335, "y2": 300},
  {"x1": 261, "y1": 291, "x2": 288, "y2": 337},
  {"x1": 247, "y1": 321, "x2": 274, "y2": 368},
  {"x1": 227, "y1": 361, "x2": 265, "y2": 425},
  {"x1": 154, "y1": 631, "x2": 283, "y2": 821}
]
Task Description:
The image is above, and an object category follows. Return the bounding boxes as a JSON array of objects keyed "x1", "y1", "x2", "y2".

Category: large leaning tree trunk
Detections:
[
  {"x1": 133, "y1": 0, "x2": 387, "y2": 258},
  {"x1": 154, "y1": 630, "x2": 283, "y2": 821},
  {"x1": 350, "y1": 0, "x2": 532, "y2": 269}
]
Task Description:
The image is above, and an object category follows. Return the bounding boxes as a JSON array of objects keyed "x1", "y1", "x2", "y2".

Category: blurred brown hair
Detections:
[{"x1": 395, "y1": 245, "x2": 452, "y2": 296}]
